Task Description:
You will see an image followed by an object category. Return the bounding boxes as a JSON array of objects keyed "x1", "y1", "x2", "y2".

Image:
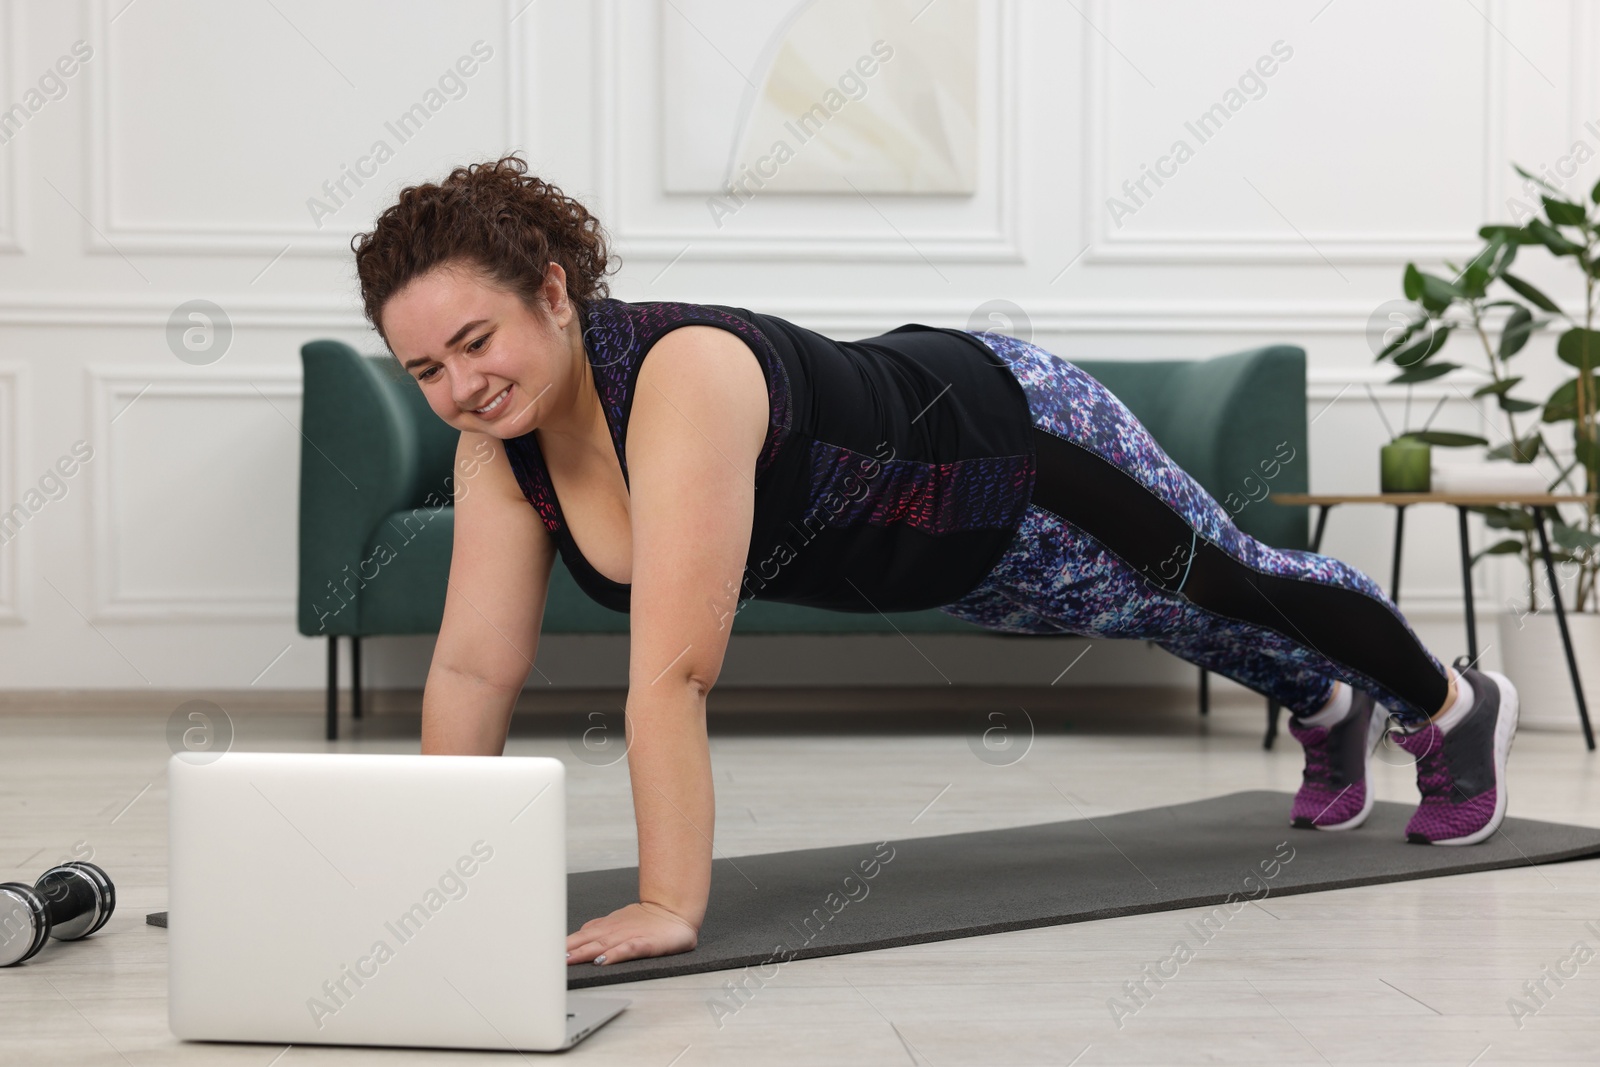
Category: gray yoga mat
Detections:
[
  {"x1": 146, "y1": 790, "x2": 1600, "y2": 987},
  {"x1": 560, "y1": 789, "x2": 1600, "y2": 988}
]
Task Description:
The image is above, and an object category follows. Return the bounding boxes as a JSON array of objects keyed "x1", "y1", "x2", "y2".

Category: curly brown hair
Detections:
[{"x1": 351, "y1": 154, "x2": 616, "y2": 344}]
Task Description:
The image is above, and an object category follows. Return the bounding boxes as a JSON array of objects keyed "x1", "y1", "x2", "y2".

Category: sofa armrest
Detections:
[{"x1": 297, "y1": 339, "x2": 459, "y2": 635}]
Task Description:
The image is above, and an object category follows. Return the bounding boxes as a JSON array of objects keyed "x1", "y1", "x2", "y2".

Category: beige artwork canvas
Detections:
[{"x1": 660, "y1": 0, "x2": 979, "y2": 197}]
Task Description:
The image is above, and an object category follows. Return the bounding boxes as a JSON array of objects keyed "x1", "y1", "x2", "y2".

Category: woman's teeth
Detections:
[{"x1": 474, "y1": 387, "x2": 510, "y2": 415}]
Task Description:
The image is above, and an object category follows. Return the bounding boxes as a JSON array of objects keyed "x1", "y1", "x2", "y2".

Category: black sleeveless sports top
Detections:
[{"x1": 501, "y1": 298, "x2": 1037, "y2": 614}]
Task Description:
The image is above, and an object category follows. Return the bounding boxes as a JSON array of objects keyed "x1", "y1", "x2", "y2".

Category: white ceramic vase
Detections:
[{"x1": 1495, "y1": 610, "x2": 1600, "y2": 732}]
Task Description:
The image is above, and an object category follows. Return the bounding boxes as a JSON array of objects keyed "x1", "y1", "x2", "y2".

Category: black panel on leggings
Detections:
[{"x1": 1029, "y1": 427, "x2": 1448, "y2": 714}]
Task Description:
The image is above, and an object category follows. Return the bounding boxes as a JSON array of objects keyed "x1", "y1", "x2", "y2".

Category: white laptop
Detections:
[{"x1": 167, "y1": 751, "x2": 629, "y2": 1052}]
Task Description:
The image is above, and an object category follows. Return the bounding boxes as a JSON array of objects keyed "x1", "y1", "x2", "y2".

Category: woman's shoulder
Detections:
[{"x1": 589, "y1": 296, "x2": 777, "y2": 350}]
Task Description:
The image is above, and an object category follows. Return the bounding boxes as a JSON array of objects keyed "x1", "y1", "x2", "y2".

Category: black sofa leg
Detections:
[
  {"x1": 1198, "y1": 667, "x2": 1209, "y2": 716},
  {"x1": 1264, "y1": 699, "x2": 1281, "y2": 750},
  {"x1": 326, "y1": 635, "x2": 339, "y2": 742},
  {"x1": 352, "y1": 635, "x2": 363, "y2": 721}
]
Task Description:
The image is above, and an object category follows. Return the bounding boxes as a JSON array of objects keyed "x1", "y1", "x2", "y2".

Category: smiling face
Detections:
[{"x1": 381, "y1": 259, "x2": 582, "y2": 439}]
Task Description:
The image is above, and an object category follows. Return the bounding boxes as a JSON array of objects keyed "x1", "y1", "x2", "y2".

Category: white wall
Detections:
[{"x1": 0, "y1": 0, "x2": 1590, "y2": 692}]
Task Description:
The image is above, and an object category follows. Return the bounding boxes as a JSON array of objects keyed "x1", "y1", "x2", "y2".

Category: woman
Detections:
[{"x1": 351, "y1": 155, "x2": 1518, "y2": 970}]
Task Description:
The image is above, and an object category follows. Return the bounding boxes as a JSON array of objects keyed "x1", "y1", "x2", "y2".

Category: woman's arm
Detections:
[
  {"x1": 421, "y1": 430, "x2": 553, "y2": 756},
  {"x1": 565, "y1": 325, "x2": 770, "y2": 966}
]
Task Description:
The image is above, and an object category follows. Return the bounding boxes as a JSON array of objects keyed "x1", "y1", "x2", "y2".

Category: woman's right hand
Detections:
[{"x1": 566, "y1": 900, "x2": 700, "y2": 967}]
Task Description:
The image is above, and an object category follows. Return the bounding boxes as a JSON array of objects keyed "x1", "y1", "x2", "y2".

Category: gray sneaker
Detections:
[
  {"x1": 1394, "y1": 657, "x2": 1519, "y2": 845},
  {"x1": 1288, "y1": 686, "x2": 1387, "y2": 830}
]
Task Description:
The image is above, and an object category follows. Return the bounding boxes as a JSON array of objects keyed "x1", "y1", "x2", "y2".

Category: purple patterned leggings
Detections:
[{"x1": 938, "y1": 331, "x2": 1451, "y2": 727}]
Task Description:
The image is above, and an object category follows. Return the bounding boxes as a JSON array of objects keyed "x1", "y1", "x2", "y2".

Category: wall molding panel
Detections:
[
  {"x1": 1080, "y1": 0, "x2": 1513, "y2": 266},
  {"x1": 87, "y1": 366, "x2": 302, "y2": 621},
  {"x1": 0, "y1": 0, "x2": 25, "y2": 254},
  {"x1": 83, "y1": 0, "x2": 526, "y2": 257},
  {"x1": 0, "y1": 362, "x2": 28, "y2": 623}
]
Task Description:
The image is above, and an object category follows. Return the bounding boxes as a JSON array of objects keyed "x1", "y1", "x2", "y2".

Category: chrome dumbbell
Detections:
[{"x1": 0, "y1": 861, "x2": 116, "y2": 967}]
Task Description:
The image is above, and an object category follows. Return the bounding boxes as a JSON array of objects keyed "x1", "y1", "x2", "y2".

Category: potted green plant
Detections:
[
  {"x1": 1362, "y1": 380, "x2": 1480, "y2": 492},
  {"x1": 1375, "y1": 165, "x2": 1600, "y2": 728}
]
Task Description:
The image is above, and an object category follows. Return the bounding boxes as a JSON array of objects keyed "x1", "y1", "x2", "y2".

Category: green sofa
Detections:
[{"x1": 297, "y1": 337, "x2": 1309, "y2": 741}]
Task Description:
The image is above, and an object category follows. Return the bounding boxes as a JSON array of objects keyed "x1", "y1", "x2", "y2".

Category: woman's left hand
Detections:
[{"x1": 567, "y1": 900, "x2": 699, "y2": 966}]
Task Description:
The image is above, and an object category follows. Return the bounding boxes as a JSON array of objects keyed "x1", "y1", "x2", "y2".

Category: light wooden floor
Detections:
[{"x1": 3, "y1": 686, "x2": 1599, "y2": 1065}]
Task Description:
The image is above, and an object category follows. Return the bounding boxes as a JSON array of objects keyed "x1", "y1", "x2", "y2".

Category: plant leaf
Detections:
[
  {"x1": 1485, "y1": 434, "x2": 1543, "y2": 462},
  {"x1": 1530, "y1": 218, "x2": 1584, "y2": 255},
  {"x1": 1483, "y1": 508, "x2": 1535, "y2": 531},
  {"x1": 1465, "y1": 235, "x2": 1504, "y2": 276},
  {"x1": 1499, "y1": 305, "x2": 1535, "y2": 358},
  {"x1": 1389, "y1": 361, "x2": 1460, "y2": 384},
  {"x1": 1479, "y1": 224, "x2": 1534, "y2": 244},
  {"x1": 1541, "y1": 374, "x2": 1600, "y2": 423},
  {"x1": 1578, "y1": 436, "x2": 1600, "y2": 472},
  {"x1": 1515, "y1": 163, "x2": 1565, "y2": 196},
  {"x1": 1402, "y1": 263, "x2": 1424, "y2": 302},
  {"x1": 1389, "y1": 324, "x2": 1452, "y2": 368},
  {"x1": 1553, "y1": 523, "x2": 1600, "y2": 551},
  {"x1": 1499, "y1": 396, "x2": 1542, "y2": 413},
  {"x1": 1501, "y1": 272, "x2": 1562, "y2": 313},
  {"x1": 1473, "y1": 376, "x2": 1525, "y2": 397},
  {"x1": 1492, "y1": 239, "x2": 1519, "y2": 278},
  {"x1": 1376, "y1": 316, "x2": 1424, "y2": 361},
  {"x1": 1416, "y1": 271, "x2": 1464, "y2": 313},
  {"x1": 1472, "y1": 537, "x2": 1527, "y2": 565},
  {"x1": 1410, "y1": 430, "x2": 1489, "y2": 447},
  {"x1": 1543, "y1": 195, "x2": 1588, "y2": 227},
  {"x1": 1556, "y1": 327, "x2": 1600, "y2": 370}
]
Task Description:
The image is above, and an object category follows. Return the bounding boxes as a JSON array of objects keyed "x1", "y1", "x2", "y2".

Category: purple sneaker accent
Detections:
[
  {"x1": 1287, "y1": 686, "x2": 1386, "y2": 831},
  {"x1": 1394, "y1": 658, "x2": 1519, "y2": 845}
]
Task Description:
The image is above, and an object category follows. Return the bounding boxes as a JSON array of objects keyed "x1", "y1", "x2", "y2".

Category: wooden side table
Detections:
[{"x1": 1270, "y1": 492, "x2": 1597, "y2": 750}]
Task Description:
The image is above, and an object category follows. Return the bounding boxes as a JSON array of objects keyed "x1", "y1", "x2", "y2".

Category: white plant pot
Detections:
[{"x1": 1496, "y1": 610, "x2": 1600, "y2": 732}]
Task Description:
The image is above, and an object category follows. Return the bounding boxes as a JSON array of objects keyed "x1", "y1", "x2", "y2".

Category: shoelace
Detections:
[
  {"x1": 1404, "y1": 726, "x2": 1454, "y2": 803},
  {"x1": 1289, "y1": 720, "x2": 1337, "y2": 786},
  {"x1": 1301, "y1": 745, "x2": 1334, "y2": 786}
]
